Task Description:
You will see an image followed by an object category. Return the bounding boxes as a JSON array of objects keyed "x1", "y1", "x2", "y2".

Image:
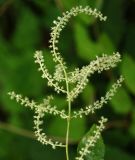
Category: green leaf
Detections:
[
  {"x1": 105, "y1": 145, "x2": 135, "y2": 160},
  {"x1": 82, "y1": 83, "x2": 94, "y2": 104},
  {"x1": 87, "y1": 0, "x2": 103, "y2": 9},
  {"x1": 125, "y1": 24, "x2": 135, "y2": 55},
  {"x1": 70, "y1": 118, "x2": 86, "y2": 141},
  {"x1": 76, "y1": 0, "x2": 104, "y2": 25},
  {"x1": 61, "y1": 0, "x2": 103, "y2": 10},
  {"x1": 51, "y1": 96, "x2": 66, "y2": 110},
  {"x1": 129, "y1": 109, "x2": 135, "y2": 137},
  {"x1": 121, "y1": 54, "x2": 135, "y2": 94},
  {"x1": 43, "y1": 5, "x2": 60, "y2": 28},
  {"x1": 0, "y1": 131, "x2": 12, "y2": 159},
  {"x1": 110, "y1": 87, "x2": 132, "y2": 114},
  {"x1": 74, "y1": 22, "x2": 114, "y2": 62},
  {"x1": 42, "y1": 50, "x2": 55, "y2": 73},
  {"x1": 74, "y1": 22, "x2": 102, "y2": 61},
  {"x1": 32, "y1": 0, "x2": 49, "y2": 10},
  {"x1": 11, "y1": 53, "x2": 44, "y2": 96},
  {"x1": 102, "y1": 0, "x2": 125, "y2": 46},
  {"x1": 30, "y1": 142, "x2": 65, "y2": 160},
  {"x1": 12, "y1": 7, "x2": 40, "y2": 51},
  {"x1": 48, "y1": 117, "x2": 86, "y2": 141},
  {"x1": 105, "y1": 129, "x2": 130, "y2": 148},
  {"x1": 77, "y1": 124, "x2": 105, "y2": 160},
  {"x1": 98, "y1": 33, "x2": 115, "y2": 54},
  {"x1": 60, "y1": 0, "x2": 79, "y2": 9}
]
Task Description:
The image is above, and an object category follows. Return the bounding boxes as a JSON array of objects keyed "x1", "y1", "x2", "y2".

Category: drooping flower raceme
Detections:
[{"x1": 8, "y1": 6, "x2": 124, "y2": 160}]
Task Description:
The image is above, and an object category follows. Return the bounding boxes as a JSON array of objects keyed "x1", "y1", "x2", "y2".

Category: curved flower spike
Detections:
[
  {"x1": 34, "y1": 51, "x2": 66, "y2": 94},
  {"x1": 72, "y1": 76, "x2": 124, "y2": 118},
  {"x1": 69, "y1": 53, "x2": 122, "y2": 101}
]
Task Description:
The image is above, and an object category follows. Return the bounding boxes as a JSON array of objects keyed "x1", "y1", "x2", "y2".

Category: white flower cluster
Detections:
[
  {"x1": 8, "y1": 91, "x2": 37, "y2": 110},
  {"x1": 49, "y1": 5, "x2": 107, "y2": 76},
  {"x1": 54, "y1": 64, "x2": 65, "y2": 82},
  {"x1": 69, "y1": 53, "x2": 122, "y2": 101},
  {"x1": 8, "y1": 92, "x2": 67, "y2": 148},
  {"x1": 72, "y1": 76, "x2": 124, "y2": 118},
  {"x1": 8, "y1": 5, "x2": 124, "y2": 159},
  {"x1": 34, "y1": 51, "x2": 66, "y2": 94},
  {"x1": 34, "y1": 105, "x2": 65, "y2": 149},
  {"x1": 8, "y1": 91, "x2": 67, "y2": 119},
  {"x1": 75, "y1": 117, "x2": 107, "y2": 160}
]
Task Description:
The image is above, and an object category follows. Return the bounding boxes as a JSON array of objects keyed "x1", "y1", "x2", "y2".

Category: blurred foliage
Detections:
[{"x1": 0, "y1": 0, "x2": 135, "y2": 160}]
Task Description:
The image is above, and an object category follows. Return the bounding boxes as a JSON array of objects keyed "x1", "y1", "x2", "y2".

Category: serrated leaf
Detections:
[
  {"x1": 110, "y1": 87, "x2": 132, "y2": 114},
  {"x1": 77, "y1": 125, "x2": 105, "y2": 160},
  {"x1": 121, "y1": 55, "x2": 135, "y2": 94}
]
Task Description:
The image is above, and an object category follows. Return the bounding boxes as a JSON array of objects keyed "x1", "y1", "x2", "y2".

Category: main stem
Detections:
[
  {"x1": 66, "y1": 95, "x2": 71, "y2": 160},
  {"x1": 52, "y1": 32, "x2": 71, "y2": 160},
  {"x1": 63, "y1": 69, "x2": 71, "y2": 160}
]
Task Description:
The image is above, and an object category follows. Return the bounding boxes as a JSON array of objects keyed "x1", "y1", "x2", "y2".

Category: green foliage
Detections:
[
  {"x1": 74, "y1": 21, "x2": 102, "y2": 60},
  {"x1": 77, "y1": 125, "x2": 105, "y2": 160},
  {"x1": 125, "y1": 24, "x2": 135, "y2": 54},
  {"x1": 7, "y1": 5, "x2": 123, "y2": 160},
  {"x1": 102, "y1": 0, "x2": 125, "y2": 46},
  {"x1": 48, "y1": 117, "x2": 86, "y2": 141},
  {"x1": 105, "y1": 146, "x2": 135, "y2": 160},
  {"x1": 121, "y1": 55, "x2": 135, "y2": 94},
  {"x1": 82, "y1": 83, "x2": 94, "y2": 104},
  {"x1": 12, "y1": 7, "x2": 40, "y2": 51},
  {"x1": 110, "y1": 87, "x2": 132, "y2": 114},
  {"x1": 0, "y1": 0, "x2": 135, "y2": 160},
  {"x1": 129, "y1": 109, "x2": 135, "y2": 137}
]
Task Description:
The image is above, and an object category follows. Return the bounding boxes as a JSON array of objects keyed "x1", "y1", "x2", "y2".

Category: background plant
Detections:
[
  {"x1": 0, "y1": 1, "x2": 135, "y2": 160},
  {"x1": 8, "y1": 6, "x2": 124, "y2": 160}
]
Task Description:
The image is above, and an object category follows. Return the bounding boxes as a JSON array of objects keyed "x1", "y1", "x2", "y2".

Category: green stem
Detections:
[
  {"x1": 62, "y1": 67, "x2": 71, "y2": 160},
  {"x1": 66, "y1": 98, "x2": 71, "y2": 160},
  {"x1": 52, "y1": 28, "x2": 71, "y2": 160}
]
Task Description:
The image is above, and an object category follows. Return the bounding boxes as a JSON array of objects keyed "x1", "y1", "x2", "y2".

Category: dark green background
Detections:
[{"x1": 0, "y1": 0, "x2": 135, "y2": 160}]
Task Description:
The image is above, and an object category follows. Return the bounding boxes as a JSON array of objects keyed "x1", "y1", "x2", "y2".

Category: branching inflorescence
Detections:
[{"x1": 8, "y1": 6, "x2": 124, "y2": 160}]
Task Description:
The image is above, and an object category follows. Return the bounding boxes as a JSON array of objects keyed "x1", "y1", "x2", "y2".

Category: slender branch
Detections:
[
  {"x1": 65, "y1": 74, "x2": 71, "y2": 160},
  {"x1": 0, "y1": 119, "x2": 128, "y2": 144},
  {"x1": 0, "y1": 121, "x2": 35, "y2": 139},
  {"x1": 0, "y1": 121, "x2": 78, "y2": 144}
]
